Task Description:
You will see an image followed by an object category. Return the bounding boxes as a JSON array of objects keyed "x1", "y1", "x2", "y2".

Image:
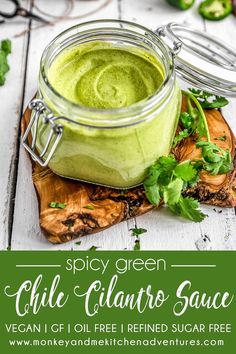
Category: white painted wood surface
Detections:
[
  {"x1": 0, "y1": 0, "x2": 236, "y2": 250},
  {"x1": 0, "y1": 0, "x2": 30, "y2": 249}
]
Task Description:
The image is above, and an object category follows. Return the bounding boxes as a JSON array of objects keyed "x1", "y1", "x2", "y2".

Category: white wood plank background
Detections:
[
  {"x1": 0, "y1": 0, "x2": 236, "y2": 250},
  {"x1": 0, "y1": 0, "x2": 31, "y2": 249}
]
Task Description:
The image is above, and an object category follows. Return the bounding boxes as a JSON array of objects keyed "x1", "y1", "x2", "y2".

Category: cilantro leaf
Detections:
[
  {"x1": 201, "y1": 96, "x2": 229, "y2": 109},
  {"x1": 158, "y1": 155, "x2": 177, "y2": 185},
  {"x1": 0, "y1": 39, "x2": 11, "y2": 86},
  {"x1": 174, "y1": 161, "x2": 198, "y2": 182},
  {"x1": 214, "y1": 135, "x2": 226, "y2": 141},
  {"x1": 196, "y1": 141, "x2": 232, "y2": 175},
  {"x1": 57, "y1": 203, "x2": 67, "y2": 209},
  {"x1": 163, "y1": 178, "x2": 183, "y2": 205},
  {"x1": 89, "y1": 246, "x2": 99, "y2": 251},
  {"x1": 1, "y1": 39, "x2": 11, "y2": 55},
  {"x1": 49, "y1": 202, "x2": 67, "y2": 209},
  {"x1": 144, "y1": 183, "x2": 160, "y2": 205},
  {"x1": 188, "y1": 88, "x2": 203, "y2": 96},
  {"x1": 196, "y1": 114, "x2": 207, "y2": 138},
  {"x1": 189, "y1": 88, "x2": 229, "y2": 109},
  {"x1": 143, "y1": 165, "x2": 161, "y2": 186},
  {"x1": 144, "y1": 155, "x2": 178, "y2": 205},
  {"x1": 83, "y1": 204, "x2": 94, "y2": 210},
  {"x1": 0, "y1": 51, "x2": 9, "y2": 85},
  {"x1": 158, "y1": 155, "x2": 178, "y2": 171},
  {"x1": 180, "y1": 112, "x2": 195, "y2": 131},
  {"x1": 144, "y1": 154, "x2": 207, "y2": 223},
  {"x1": 169, "y1": 196, "x2": 206, "y2": 223},
  {"x1": 0, "y1": 72, "x2": 5, "y2": 86},
  {"x1": 173, "y1": 129, "x2": 189, "y2": 147},
  {"x1": 130, "y1": 228, "x2": 147, "y2": 237}
]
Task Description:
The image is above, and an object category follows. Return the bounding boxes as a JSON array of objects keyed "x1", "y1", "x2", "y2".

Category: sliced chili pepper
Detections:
[
  {"x1": 166, "y1": 0, "x2": 195, "y2": 10},
  {"x1": 199, "y1": 0, "x2": 232, "y2": 20}
]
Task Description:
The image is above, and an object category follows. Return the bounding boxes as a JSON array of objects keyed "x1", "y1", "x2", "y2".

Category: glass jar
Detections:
[{"x1": 22, "y1": 20, "x2": 236, "y2": 188}]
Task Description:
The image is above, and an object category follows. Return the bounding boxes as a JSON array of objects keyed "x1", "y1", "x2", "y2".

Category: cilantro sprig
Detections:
[
  {"x1": 174, "y1": 89, "x2": 232, "y2": 176},
  {"x1": 144, "y1": 156, "x2": 205, "y2": 222},
  {"x1": 144, "y1": 87, "x2": 233, "y2": 223}
]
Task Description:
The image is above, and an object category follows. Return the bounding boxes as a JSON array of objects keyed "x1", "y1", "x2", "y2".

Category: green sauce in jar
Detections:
[
  {"x1": 48, "y1": 42, "x2": 164, "y2": 109},
  {"x1": 37, "y1": 40, "x2": 181, "y2": 188}
]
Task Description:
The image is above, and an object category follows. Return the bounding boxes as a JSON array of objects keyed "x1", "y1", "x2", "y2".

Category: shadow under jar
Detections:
[{"x1": 24, "y1": 20, "x2": 181, "y2": 188}]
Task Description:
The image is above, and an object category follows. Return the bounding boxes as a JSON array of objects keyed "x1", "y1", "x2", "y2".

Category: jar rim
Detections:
[{"x1": 39, "y1": 19, "x2": 175, "y2": 127}]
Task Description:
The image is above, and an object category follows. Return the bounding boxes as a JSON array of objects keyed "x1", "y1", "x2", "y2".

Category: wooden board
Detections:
[{"x1": 0, "y1": 0, "x2": 235, "y2": 250}]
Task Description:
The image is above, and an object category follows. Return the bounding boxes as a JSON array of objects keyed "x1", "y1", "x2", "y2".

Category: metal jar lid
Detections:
[{"x1": 156, "y1": 23, "x2": 236, "y2": 97}]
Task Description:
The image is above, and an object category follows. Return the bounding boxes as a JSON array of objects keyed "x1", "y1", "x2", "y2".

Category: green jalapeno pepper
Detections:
[
  {"x1": 166, "y1": 0, "x2": 195, "y2": 10},
  {"x1": 199, "y1": 0, "x2": 232, "y2": 20}
]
